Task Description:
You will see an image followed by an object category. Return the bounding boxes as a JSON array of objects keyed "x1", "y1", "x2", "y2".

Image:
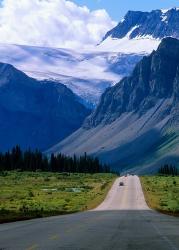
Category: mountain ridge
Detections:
[
  {"x1": 98, "y1": 8, "x2": 179, "y2": 54},
  {"x1": 103, "y1": 8, "x2": 179, "y2": 41},
  {"x1": 0, "y1": 62, "x2": 90, "y2": 152}
]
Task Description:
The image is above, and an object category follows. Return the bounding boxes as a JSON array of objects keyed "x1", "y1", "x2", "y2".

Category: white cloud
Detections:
[{"x1": 0, "y1": 0, "x2": 116, "y2": 49}]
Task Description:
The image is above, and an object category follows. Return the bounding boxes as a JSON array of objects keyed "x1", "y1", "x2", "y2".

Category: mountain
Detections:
[
  {"x1": 0, "y1": 63, "x2": 90, "y2": 152},
  {"x1": 103, "y1": 8, "x2": 179, "y2": 40},
  {"x1": 48, "y1": 38, "x2": 179, "y2": 174},
  {"x1": 0, "y1": 44, "x2": 142, "y2": 107},
  {"x1": 99, "y1": 8, "x2": 179, "y2": 53},
  {"x1": 0, "y1": 9, "x2": 178, "y2": 107}
]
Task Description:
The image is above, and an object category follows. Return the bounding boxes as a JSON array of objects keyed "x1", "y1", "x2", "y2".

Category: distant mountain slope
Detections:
[
  {"x1": 99, "y1": 8, "x2": 179, "y2": 53},
  {"x1": 48, "y1": 38, "x2": 179, "y2": 174},
  {"x1": 0, "y1": 63, "x2": 90, "y2": 152}
]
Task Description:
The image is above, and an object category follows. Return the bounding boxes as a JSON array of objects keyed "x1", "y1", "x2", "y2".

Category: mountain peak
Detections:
[
  {"x1": 102, "y1": 8, "x2": 179, "y2": 42},
  {"x1": 0, "y1": 62, "x2": 15, "y2": 73},
  {"x1": 0, "y1": 62, "x2": 28, "y2": 84}
]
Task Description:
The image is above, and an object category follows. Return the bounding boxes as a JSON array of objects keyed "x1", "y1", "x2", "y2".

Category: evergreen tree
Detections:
[
  {"x1": 158, "y1": 164, "x2": 178, "y2": 176},
  {"x1": 0, "y1": 146, "x2": 112, "y2": 174}
]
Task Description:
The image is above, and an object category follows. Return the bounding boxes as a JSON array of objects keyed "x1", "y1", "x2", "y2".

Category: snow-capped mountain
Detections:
[
  {"x1": 103, "y1": 8, "x2": 179, "y2": 40},
  {"x1": 0, "y1": 43, "x2": 142, "y2": 107},
  {"x1": 48, "y1": 38, "x2": 179, "y2": 174},
  {"x1": 99, "y1": 8, "x2": 179, "y2": 53},
  {"x1": 0, "y1": 8, "x2": 178, "y2": 108},
  {"x1": 0, "y1": 62, "x2": 90, "y2": 152}
]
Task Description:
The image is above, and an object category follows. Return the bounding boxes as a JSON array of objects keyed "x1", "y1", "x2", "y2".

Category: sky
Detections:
[
  {"x1": 73, "y1": 0, "x2": 179, "y2": 21},
  {"x1": 0, "y1": 0, "x2": 178, "y2": 49},
  {"x1": 0, "y1": 0, "x2": 115, "y2": 48}
]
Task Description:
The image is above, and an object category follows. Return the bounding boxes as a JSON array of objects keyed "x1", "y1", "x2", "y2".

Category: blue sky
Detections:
[
  {"x1": 0, "y1": 0, "x2": 178, "y2": 49},
  {"x1": 73, "y1": 0, "x2": 179, "y2": 20}
]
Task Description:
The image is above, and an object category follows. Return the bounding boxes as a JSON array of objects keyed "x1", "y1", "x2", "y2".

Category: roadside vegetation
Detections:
[
  {"x1": 141, "y1": 174, "x2": 179, "y2": 216},
  {"x1": 0, "y1": 146, "x2": 117, "y2": 223},
  {"x1": 0, "y1": 171, "x2": 116, "y2": 223}
]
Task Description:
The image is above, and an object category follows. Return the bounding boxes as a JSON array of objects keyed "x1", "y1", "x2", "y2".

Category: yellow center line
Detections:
[
  {"x1": 65, "y1": 224, "x2": 85, "y2": 232},
  {"x1": 116, "y1": 177, "x2": 128, "y2": 209},
  {"x1": 26, "y1": 244, "x2": 38, "y2": 250},
  {"x1": 49, "y1": 234, "x2": 59, "y2": 240},
  {"x1": 65, "y1": 228, "x2": 73, "y2": 233}
]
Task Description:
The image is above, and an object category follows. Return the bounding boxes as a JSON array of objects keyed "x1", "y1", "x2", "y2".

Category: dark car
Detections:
[{"x1": 119, "y1": 182, "x2": 124, "y2": 186}]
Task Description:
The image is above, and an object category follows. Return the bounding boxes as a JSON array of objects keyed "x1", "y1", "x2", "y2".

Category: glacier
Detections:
[{"x1": 0, "y1": 43, "x2": 145, "y2": 107}]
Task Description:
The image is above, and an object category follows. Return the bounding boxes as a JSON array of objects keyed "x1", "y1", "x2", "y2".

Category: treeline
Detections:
[
  {"x1": 0, "y1": 146, "x2": 111, "y2": 173},
  {"x1": 158, "y1": 164, "x2": 178, "y2": 176}
]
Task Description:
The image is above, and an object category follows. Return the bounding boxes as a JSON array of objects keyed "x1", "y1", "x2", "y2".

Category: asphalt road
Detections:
[{"x1": 0, "y1": 176, "x2": 179, "y2": 250}]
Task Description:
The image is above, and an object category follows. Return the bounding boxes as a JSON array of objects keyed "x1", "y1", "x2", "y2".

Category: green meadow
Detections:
[
  {"x1": 0, "y1": 171, "x2": 116, "y2": 223},
  {"x1": 141, "y1": 176, "x2": 179, "y2": 216}
]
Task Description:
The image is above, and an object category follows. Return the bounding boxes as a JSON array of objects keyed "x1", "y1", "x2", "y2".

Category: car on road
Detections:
[{"x1": 119, "y1": 182, "x2": 124, "y2": 186}]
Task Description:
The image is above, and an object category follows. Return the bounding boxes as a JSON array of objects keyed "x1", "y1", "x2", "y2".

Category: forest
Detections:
[{"x1": 0, "y1": 145, "x2": 111, "y2": 174}]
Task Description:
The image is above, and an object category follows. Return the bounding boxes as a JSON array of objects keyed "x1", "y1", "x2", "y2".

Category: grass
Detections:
[
  {"x1": 141, "y1": 176, "x2": 179, "y2": 216},
  {"x1": 0, "y1": 171, "x2": 116, "y2": 223}
]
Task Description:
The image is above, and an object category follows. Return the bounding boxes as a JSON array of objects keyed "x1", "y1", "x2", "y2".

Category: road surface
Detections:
[{"x1": 0, "y1": 175, "x2": 179, "y2": 250}]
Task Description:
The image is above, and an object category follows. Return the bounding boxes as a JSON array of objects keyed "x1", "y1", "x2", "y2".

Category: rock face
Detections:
[
  {"x1": 103, "y1": 8, "x2": 179, "y2": 41},
  {"x1": 85, "y1": 37, "x2": 179, "y2": 127},
  {"x1": 49, "y1": 38, "x2": 179, "y2": 173},
  {"x1": 0, "y1": 63, "x2": 90, "y2": 151}
]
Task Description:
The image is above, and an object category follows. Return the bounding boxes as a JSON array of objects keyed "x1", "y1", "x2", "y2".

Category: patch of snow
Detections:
[
  {"x1": 161, "y1": 15, "x2": 168, "y2": 23},
  {"x1": 161, "y1": 9, "x2": 169, "y2": 14},
  {"x1": 126, "y1": 25, "x2": 139, "y2": 38},
  {"x1": 160, "y1": 10, "x2": 169, "y2": 24},
  {"x1": 120, "y1": 18, "x2": 125, "y2": 23},
  {"x1": 97, "y1": 36, "x2": 160, "y2": 54},
  {"x1": 161, "y1": 7, "x2": 179, "y2": 13}
]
